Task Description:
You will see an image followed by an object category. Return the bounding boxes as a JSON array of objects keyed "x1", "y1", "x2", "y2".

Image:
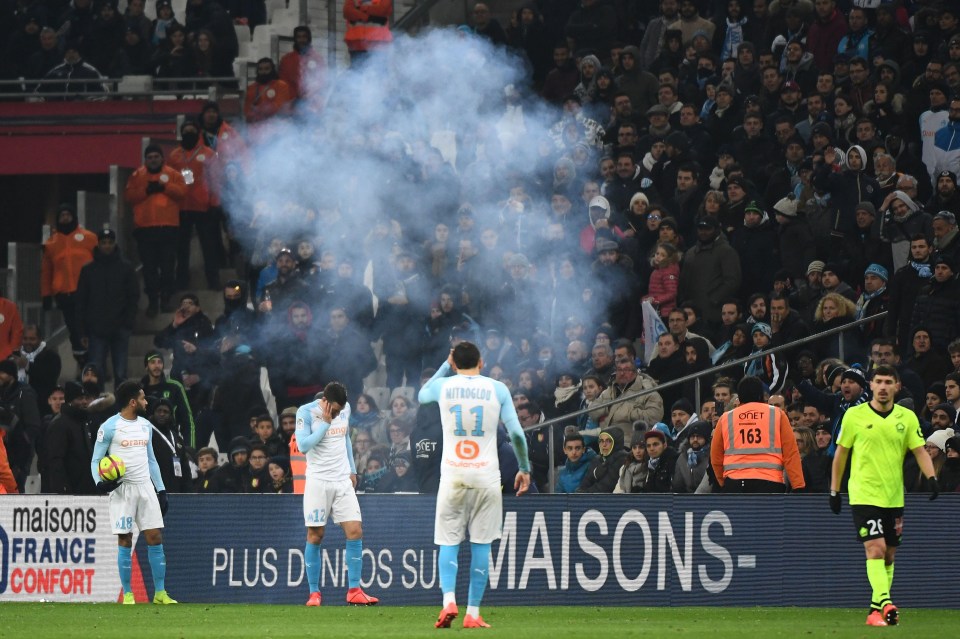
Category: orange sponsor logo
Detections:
[{"x1": 455, "y1": 440, "x2": 479, "y2": 460}]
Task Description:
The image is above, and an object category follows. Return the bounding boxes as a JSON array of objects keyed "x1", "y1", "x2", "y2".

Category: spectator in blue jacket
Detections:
[{"x1": 554, "y1": 431, "x2": 596, "y2": 493}]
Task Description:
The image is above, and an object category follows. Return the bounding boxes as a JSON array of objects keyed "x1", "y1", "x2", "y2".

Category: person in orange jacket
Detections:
[
  {"x1": 244, "y1": 58, "x2": 293, "y2": 124},
  {"x1": 0, "y1": 429, "x2": 20, "y2": 494},
  {"x1": 41, "y1": 203, "x2": 97, "y2": 363},
  {"x1": 279, "y1": 26, "x2": 325, "y2": 102},
  {"x1": 124, "y1": 144, "x2": 187, "y2": 317},
  {"x1": 199, "y1": 100, "x2": 246, "y2": 163},
  {"x1": 168, "y1": 119, "x2": 222, "y2": 291},
  {"x1": 342, "y1": 0, "x2": 392, "y2": 65},
  {"x1": 0, "y1": 295, "x2": 23, "y2": 362},
  {"x1": 711, "y1": 375, "x2": 806, "y2": 493}
]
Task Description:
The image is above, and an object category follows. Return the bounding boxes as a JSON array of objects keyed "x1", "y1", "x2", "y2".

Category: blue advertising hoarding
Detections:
[{"x1": 156, "y1": 494, "x2": 958, "y2": 607}]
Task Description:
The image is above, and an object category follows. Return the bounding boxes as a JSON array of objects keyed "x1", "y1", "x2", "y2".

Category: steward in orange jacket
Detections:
[
  {"x1": 244, "y1": 58, "x2": 293, "y2": 124},
  {"x1": 124, "y1": 143, "x2": 187, "y2": 315},
  {"x1": 711, "y1": 376, "x2": 805, "y2": 493},
  {"x1": 124, "y1": 145, "x2": 187, "y2": 230},
  {"x1": 168, "y1": 119, "x2": 223, "y2": 291},
  {"x1": 343, "y1": 0, "x2": 392, "y2": 55},
  {"x1": 41, "y1": 203, "x2": 97, "y2": 360},
  {"x1": 279, "y1": 26, "x2": 325, "y2": 101}
]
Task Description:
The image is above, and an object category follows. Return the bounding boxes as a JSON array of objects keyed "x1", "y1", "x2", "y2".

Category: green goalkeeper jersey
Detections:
[{"x1": 838, "y1": 402, "x2": 925, "y2": 508}]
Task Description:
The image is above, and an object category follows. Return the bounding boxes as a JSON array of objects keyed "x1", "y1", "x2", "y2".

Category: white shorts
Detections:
[
  {"x1": 110, "y1": 481, "x2": 163, "y2": 534},
  {"x1": 433, "y1": 481, "x2": 503, "y2": 545},
  {"x1": 303, "y1": 478, "x2": 361, "y2": 527}
]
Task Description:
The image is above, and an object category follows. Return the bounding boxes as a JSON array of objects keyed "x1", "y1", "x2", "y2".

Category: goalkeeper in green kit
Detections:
[{"x1": 830, "y1": 365, "x2": 939, "y2": 627}]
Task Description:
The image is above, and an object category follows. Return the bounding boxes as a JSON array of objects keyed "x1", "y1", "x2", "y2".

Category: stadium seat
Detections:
[
  {"x1": 391, "y1": 386, "x2": 416, "y2": 404},
  {"x1": 367, "y1": 386, "x2": 390, "y2": 410},
  {"x1": 24, "y1": 474, "x2": 40, "y2": 495},
  {"x1": 171, "y1": 0, "x2": 187, "y2": 22},
  {"x1": 235, "y1": 23, "x2": 252, "y2": 47},
  {"x1": 270, "y1": 7, "x2": 299, "y2": 30},
  {"x1": 118, "y1": 75, "x2": 154, "y2": 94},
  {"x1": 265, "y1": 0, "x2": 286, "y2": 19}
]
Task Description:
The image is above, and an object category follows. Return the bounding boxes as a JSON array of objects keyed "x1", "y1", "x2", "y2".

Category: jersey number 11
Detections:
[{"x1": 450, "y1": 404, "x2": 485, "y2": 437}]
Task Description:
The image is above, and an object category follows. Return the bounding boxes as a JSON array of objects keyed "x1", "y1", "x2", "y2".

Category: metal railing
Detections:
[
  {"x1": 0, "y1": 77, "x2": 244, "y2": 102},
  {"x1": 394, "y1": 0, "x2": 444, "y2": 31},
  {"x1": 529, "y1": 311, "x2": 888, "y2": 491}
]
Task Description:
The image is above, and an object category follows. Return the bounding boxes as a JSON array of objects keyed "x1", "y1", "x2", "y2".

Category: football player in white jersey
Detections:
[
  {"x1": 295, "y1": 381, "x2": 379, "y2": 607},
  {"x1": 418, "y1": 342, "x2": 531, "y2": 629},
  {"x1": 91, "y1": 381, "x2": 177, "y2": 605}
]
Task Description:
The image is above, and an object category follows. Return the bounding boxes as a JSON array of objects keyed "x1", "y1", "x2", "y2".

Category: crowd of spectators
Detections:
[
  {"x1": 0, "y1": 0, "x2": 250, "y2": 93},
  {"x1": 2, "y1": 0, "x2": 960, "y2": 497}
]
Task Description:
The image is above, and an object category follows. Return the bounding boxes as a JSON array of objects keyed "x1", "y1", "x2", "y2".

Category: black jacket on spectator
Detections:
[
  {"x1": 884, "y1": 260, "x2": 933, "y2": 349},
  {"x1": 75, "y1": 247, "x2": 139, "y2": 339},
  {"x1": 577, "y1": 427, "x2": 628, "y2": 493},
  {"x1": 730, "y1": 214, "x2": 780, "y2": 300},
  {"x1": 777, "y1": 216, "x2": 817, "y2": 281},
  {"x1": 0, "y1": 379, "x2": 41, "y2": 491},
  {"x1": 150, "y1": 417, "x2": 193, "y2": 493},
  {"x1": 153, "y1": 310, "x2": 216, "y2": 382},
  {"x1": 909, "y1": 276, "x2": 960, "y2": 352},
  {"x1": 644, "y1": 446, "x2": 679, "y2": 493},
  {"x1": 42, "y1": 404, "x2": 97, "y2": 495},
  {"x1": 194, "y1": 466, "x2": 218, "y2": 493},
  {"x1": 410, "y1": 402, "x2": 442, "y2": 494},
  {"x1": 213, "y1": 458, "x2": 252, "y2": 493}
]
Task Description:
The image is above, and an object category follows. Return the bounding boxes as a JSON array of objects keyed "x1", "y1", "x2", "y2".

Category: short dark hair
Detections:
[
  {"x1": 871, "y1": 337, "x2": 899, "y2": 356},
  {"x1": 769, "y1": 291, "x2": 790, "y2": 307},
  {"x1": 115, "y1": 381, "x2": 143, "y2": 408},
  {"x1": 613, "y1": 339, "x2": 636, "y2": 358},
  {"x1": 871, "y1": 365, "x2": 900, "y2": 383},
  {"x1": 255, "y1": 414, "x2": 274, "y2": 427},
  {"x1": 452, "y1": 341, "x2": 481, "y2": 369},
  {"x1": 737, "y1": 376, "x2": 765, "y2": 404},
  {"x1": 564, "y1": 433, "x2": 585, "y2": 446},
  {"x1": 517, "y1": 400, "x2": 540, "y2": 416},
  {"x1": 323, "y1": 381, "x2": 348, "y2": 406}
]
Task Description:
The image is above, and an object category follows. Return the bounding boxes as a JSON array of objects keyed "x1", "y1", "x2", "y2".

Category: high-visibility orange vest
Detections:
[
  {"x1": 719, "y1": 403, "x2": 786, "y2": 484},
  {"x1": 289, "y1": 434, "x2": 306, "y2": 494}
]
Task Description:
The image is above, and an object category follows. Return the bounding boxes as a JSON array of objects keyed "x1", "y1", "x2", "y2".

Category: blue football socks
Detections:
[
  {"x1": 439, "y1": 544, "x2": 460, "y2": 596},
  {"x1": 117, "y1": 545, "x2": 132, "y2": 593},
  {"x1": 147, "y1": 544, "x2": 166, "y2": 592},
  {"x1": 468, "y1": 542, "x2": 491, "y2": 607},
  {"x1": 346, "y1": 539, "x2": 363, "y2": 588},
  {"x1": 305, "y1": 542, "x2": 321, "y2": 592}
]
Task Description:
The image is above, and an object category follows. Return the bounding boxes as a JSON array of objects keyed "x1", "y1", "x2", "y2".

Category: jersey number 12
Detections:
[{"x1": 450, "y1": 404, "x2": 484, "y2": 437}]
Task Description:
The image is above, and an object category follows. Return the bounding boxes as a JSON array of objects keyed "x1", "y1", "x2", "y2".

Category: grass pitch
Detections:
[{"x1": 1, "y1": 604, "x2": 956, "y2": 638}]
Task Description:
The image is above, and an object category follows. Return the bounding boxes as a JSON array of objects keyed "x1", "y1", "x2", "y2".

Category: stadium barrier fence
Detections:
[{"x1": 2, "y1": 492, "x2": 956, "y2": 606}]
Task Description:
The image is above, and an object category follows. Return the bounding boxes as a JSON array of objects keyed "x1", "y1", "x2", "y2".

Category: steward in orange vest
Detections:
[
  {"x1": 289, "y1": 432, "x2": 306, "y2": 494},
  {"x1": 711, "y1": 376, "x2": 805, "y2": 493}
]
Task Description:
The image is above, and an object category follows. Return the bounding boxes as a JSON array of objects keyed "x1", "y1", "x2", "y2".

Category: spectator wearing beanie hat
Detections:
[
  {"x1": 855, "y1": 263, "x2": 890, "y2": 344},
  {"x1": 904, "y1": 428, "x2": 954, "y2": 492},
  {"x1": 909, "y1": 257, "x2": 960, "y2": 356},
  {"x1": 940, "y1": 436, "x2": 960, "y2": 492},
  {"x1": 673, "y1": 419, "x2": 711, "y2": 493},
  {"x1": 929, "y1": 402, "x2": 957, "y2": 432},
  {"x1": 798, "y1": 365, "x2": 871, "y2": 457},
  {"x1": 927, "y1": 171, "x2": 960, "y2": 221},
  {"x1": 744, "y1": 322, "x2": 788, "y2": 393},
  {"x1": 39, "y1": 380, "x2": 99, "y2": 495},
  {"x1": 772, "y1": 194, "x2": 816, "y2": 284}
]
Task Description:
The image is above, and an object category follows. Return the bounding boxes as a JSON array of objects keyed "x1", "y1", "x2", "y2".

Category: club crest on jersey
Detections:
[{"x1": 896, "y1": 423, "x2": 905, "y2": 433}]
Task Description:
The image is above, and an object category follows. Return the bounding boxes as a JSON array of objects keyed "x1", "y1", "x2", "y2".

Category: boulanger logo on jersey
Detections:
[{"x1": 0, "y1": 497, "x2": 119, "y2": 601}]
